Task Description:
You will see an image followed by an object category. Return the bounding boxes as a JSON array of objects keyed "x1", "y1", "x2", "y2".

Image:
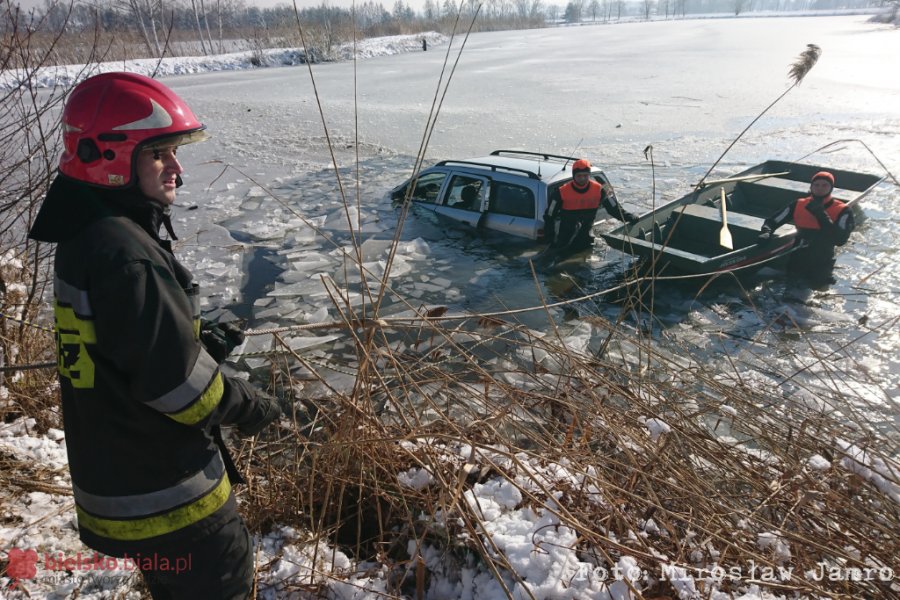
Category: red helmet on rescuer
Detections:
[
  {"x1": 59, "y1": 72, "x2": 208, "y2": 188},
  {"x1": 572, "y1": 158, "x2": 592, "y2": 174}
]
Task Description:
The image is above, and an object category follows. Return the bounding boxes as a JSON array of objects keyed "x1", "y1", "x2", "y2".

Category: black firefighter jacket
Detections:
[{"x1": 29, "y1": 176, "x2": 264, "y2": 557}]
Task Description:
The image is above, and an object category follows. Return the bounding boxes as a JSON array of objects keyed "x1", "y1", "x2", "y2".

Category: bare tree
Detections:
[
  {"x1": 545, "y1": 2, "x2": 559, "y2": 20},
  {"x1": 122, "y1": 0, "x2": 163, "y2": 55},
  {"x1": 190, "y1": 0, "x2": 209, "y2": 54},
  {"x1": 198, "y1": 0, "x2": 215, "y2": 53},
  {"x1": 423, "y1": 0, "x2": 437, "y2": 20}
]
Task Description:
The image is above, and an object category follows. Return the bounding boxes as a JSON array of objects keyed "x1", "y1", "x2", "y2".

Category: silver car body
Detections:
[{"x1": 390, "y1": 150, "x2": 613, "y2": 241}]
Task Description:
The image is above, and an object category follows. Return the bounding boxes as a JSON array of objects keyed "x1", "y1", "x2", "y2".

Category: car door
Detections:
[
  {"x1": 481, "y1": 180, "x2": 539, "y2": 239},
  {"x1": 434, "y1": 173, "x2": 490, "y2": 228}
]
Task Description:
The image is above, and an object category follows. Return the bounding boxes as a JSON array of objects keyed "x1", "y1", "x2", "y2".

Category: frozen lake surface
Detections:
[{"x1": 164, "y1": 16, "x2": 899, "y2": 429}]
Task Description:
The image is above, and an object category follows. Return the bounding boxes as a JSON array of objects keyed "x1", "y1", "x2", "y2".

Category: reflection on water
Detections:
[{"x1": 226, "y1": 154, "x2": 899, "y2": 438}]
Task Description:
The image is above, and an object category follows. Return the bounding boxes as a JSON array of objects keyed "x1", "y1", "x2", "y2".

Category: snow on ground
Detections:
[{"x1": 0, "y1": 32, "x2": 447, "y2": 91}]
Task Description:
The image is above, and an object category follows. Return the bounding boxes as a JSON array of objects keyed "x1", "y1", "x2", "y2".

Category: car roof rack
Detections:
[
  {"x1": 490, "y1": 150, "x2": 579, "y2": 163},
  {"x1": 434, "y1": 160, "x2": 541, "y2": 180}
]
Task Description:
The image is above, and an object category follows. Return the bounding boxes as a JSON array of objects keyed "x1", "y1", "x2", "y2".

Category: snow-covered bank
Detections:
[{"x1": 0, "y1": 32, "x2": 447, "y2": 91}]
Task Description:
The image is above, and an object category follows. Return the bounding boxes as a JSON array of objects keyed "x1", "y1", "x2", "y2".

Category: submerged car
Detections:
[{"x1": 389, "y1": 150, "x2": 618, "y2": 242}]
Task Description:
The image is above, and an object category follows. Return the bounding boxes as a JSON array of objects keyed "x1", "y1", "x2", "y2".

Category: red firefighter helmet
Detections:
[
  {"x1": 572, "y1": 158, "x2": 592, "y2": 173},
  {"x1": 58, "y1": 72, "x2": 208, "y2": 188}
]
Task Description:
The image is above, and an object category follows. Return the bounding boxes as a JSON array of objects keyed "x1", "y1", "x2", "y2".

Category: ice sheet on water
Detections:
[
  {"x1": 304, "y1": 306, "x2": 330, "y2": 323},
  {"x1": 399, "y1": 237, "x2": 430, "y2": 259},
  {"x1": 282, "y1": 215, "x2": 327, "y2": 246},
  {"x1": 386, "y1": 255, "x2": 413, "y2": 278},
  {"x1": 281, "y1": 257, "x2": 338, "y2": 282},
  {"x1": 256, "y1": 301, "x2": 297, "y2": 320},
  {"x1": 430, "y1": 277, "x2": 452, "y2": 288},
  {"x1": 203, "y1": 307, "x2": 240, "y2": 323},
  {"x1": 283, "y1": 334, "x2": 342, "y2": 351},
  {"x1": 412, "y1": 282, "x2": 448, "y2": 293},
  {"x1": 269, "y1": 281, "x2": 311, "y2": 298},
  {"x1": 324, "y1": 207, "x2": 362, "y2": 231},
  {"x1": 358, "y1": 238, "x2": 394, "y2": 261}
]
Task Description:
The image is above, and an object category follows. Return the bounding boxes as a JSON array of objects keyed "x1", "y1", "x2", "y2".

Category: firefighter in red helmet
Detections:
[
  {"x1": 29, "y1": 72, "x2": 279, "y2": 599},
  {"x1": 544, "y1": 158, "x2": 638, "y2": 252},
  {"x1": 758, "y1": 171, "x2": 854, "y2": 287}
]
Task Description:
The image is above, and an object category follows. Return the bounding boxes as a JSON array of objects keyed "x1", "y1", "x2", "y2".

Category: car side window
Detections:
[
  {"x1": 445, "y1": 175, "x2": 485, "y2": 211},
  {"x1": 489, "y1": 182, "x2": 535, "y2": 218},
  {"x1": 402, "y1": 172, "x2": 447, "y2": 204}
]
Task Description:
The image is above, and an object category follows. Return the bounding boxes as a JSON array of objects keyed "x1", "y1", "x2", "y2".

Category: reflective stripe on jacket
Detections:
[
  {"x1": 793, "y1": 195, "x2": 847, "y2": 230},
  {"x1": 559, "y1": 180, "x2": 603, "y2": 211}
]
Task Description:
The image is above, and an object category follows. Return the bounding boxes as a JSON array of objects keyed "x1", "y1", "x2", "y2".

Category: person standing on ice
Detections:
[
  {"x1": 544, "y1": 158, "x2": 638, "y2": 252},
  {"x1": 757, "y1": 171, "x2": 854, "y2": 288},
  {"x1": 28, "y1": 72, "x2": 280, "y2": 599}
]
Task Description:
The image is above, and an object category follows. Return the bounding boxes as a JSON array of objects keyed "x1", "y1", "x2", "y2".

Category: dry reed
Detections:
[{"x1": 234, "y1": 280, "x2": 899, "y2": 598}]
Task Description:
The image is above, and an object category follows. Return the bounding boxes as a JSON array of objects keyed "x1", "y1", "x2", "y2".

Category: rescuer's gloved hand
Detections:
[
  {"x1": 200, "y1": 320, "x2": 246, "y2": 363},
  {"x1": 227, "y1": 379, "x2": 282, "y2": 437},
  {"x1": 756, "y1": 228, "x2": 772, "y2": 245},
  {"x1": 623, "y1": 211, "x2": 639, "y2": 224},
  {"x1": 237, "y1": 395, "x2": 281, "y2": 437}
]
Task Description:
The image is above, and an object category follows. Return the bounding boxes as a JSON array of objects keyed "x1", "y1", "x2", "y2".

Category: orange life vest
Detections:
[
  {"x1": 559, "y1": 180, "x2": 602, "y2": 211},
  {"x1": 793, "y1": 196, "x2": 847, "y2": 230}
]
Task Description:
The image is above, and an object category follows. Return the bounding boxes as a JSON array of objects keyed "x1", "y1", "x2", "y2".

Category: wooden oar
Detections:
[
  {"x1": 719, "y1": 187, "x2": 733, "y2": 250},
  {"x1": 696, "y1": 170, "x2": 791, "y2": 189}
]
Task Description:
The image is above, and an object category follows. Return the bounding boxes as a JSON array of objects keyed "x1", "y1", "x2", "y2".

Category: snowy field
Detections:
[{"x1": 2, "y1": 15, "x2": 899, "y2": 599}]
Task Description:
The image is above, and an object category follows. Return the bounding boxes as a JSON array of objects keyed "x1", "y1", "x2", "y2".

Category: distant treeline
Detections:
[{"x1": 1, "y1": 0, "x2": 890, "y2": 66}]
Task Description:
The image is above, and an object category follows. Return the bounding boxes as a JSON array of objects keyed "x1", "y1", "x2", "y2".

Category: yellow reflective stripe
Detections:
[
  {"x1": 54, "y1": 303, "x2": 97, "y2": 389},
  {"x1": 193, "y1": 318, "x2": 201, "y2": 339},
  {"x1": 146, "y1": 350, "x2": 219, "y2": 414},
  {"x1": 168, "y1": 372, "x2": 224, "y2": 425},
  {"x1": 73, "y1": 453, "x2": 226, "y2": 518},
  {"x1": 76, "y1": 476, "x2": 231, "y2": 541}
]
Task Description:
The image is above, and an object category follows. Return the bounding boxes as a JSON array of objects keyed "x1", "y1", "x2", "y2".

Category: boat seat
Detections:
[
  {"x1": 668, "y1": 204, "x2": 766, "y2": 250},
  {"x1": 677, "y1": 203, "x2": 766, "y2": 231}
]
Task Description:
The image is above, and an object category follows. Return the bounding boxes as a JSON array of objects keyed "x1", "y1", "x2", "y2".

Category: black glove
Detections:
[
  {"x1": 623, "y1": 212, "x2": 639, "y2": 225},
  {"x1": 200, "y1": 320, "x2": 245, "y2": 363},
  {"x1": 543, "y1": 213, "x2": 556, "y2": 243},
  {"x1": 757, "y1": 229, "x2": 772, "y2": 244},
  {"x1": 228, "y1": 379, "x2": 282, "y2": 436}
]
